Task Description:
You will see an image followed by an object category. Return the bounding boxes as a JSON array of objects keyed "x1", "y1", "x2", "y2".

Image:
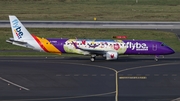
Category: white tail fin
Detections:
[{"x1": 9, "y1": 15, "x2": 34, "y2": 41}]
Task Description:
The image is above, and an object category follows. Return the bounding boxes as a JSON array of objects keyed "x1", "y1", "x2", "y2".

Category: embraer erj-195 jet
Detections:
[{"x1": 6, "y1": 15, "x2": 175, "y2": 62}]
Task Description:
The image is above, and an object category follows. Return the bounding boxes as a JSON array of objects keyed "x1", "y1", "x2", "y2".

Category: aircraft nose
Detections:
[{"x1": 167, "y1": 47, "x2": 175, "y2": 54}]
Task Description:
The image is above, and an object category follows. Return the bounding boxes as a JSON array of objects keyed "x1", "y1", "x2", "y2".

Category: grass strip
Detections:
[{"x1": 0, "y1": 0, "x2": 180, "y2": 21}]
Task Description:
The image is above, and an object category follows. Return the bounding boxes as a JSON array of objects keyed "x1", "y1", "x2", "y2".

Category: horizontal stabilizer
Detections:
[{"x1": 6, "y1": 38, "x2": 27, "y2": 44}]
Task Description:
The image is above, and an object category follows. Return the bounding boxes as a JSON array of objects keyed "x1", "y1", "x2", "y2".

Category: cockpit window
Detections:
[{"x1": 161, "y1": 43, "x2": 166, "y2": 46}]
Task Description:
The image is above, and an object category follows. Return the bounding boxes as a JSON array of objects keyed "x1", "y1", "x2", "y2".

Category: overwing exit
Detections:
[{"x1": 6, "y1": 15, "x2": 175, "y2": 62}]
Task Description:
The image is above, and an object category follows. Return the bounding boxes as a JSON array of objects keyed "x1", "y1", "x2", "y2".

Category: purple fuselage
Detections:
[{"x1": 47, "y1": 38, "x2": 175, "y2": 55}]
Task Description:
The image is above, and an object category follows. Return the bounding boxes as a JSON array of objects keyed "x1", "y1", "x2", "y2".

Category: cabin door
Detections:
[{"x1": 152, "y1": 44, "x2": 157, "y2": 51}]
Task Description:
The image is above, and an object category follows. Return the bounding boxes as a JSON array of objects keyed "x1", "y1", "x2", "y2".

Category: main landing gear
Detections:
[{"x1": 90, "y1": 54, "x2": 96, "y2": 62}]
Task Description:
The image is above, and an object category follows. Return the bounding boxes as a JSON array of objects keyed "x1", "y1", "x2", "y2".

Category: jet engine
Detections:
[{"x1": 106, "y1": 51, "x2": 118, "y2": 60}]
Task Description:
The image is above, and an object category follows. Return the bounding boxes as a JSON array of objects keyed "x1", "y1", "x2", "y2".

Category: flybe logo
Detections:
[
  {"x1": 125, "y1": 42, "x2": 148, "y2": 51},
  {"x1": 12, "y1": 19, "x2": 23, "y2": 39}
]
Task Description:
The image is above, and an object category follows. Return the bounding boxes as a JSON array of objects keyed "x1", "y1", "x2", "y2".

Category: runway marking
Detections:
[
  {"x1": 163, "y1": 74, "x2": 168, "y2": 76},
  {"x1": 56, "y1": 74, "x2": 178, "y2": 77},
  {"x1": 92, "y1": 74, "x2": 97, "y2": 76},
  {"x1": 154, "y1": 74, "x2": 159, "y2": 76},
  {"x1": 103, "y1": 25, "x2": 174, "y2": 27},
  {"x1": 2, "y1": 91, "x2": 116, "y2": 101},
  {"x1": 171, "y1": 97, "x2": 180, "y2": 101},
  {"x1": 83, "y1": 74, "x2": 88, "y2": 76},
  {"x1": 127, "y1": 74, "x2": 132, "y2": 76},
  {"x1": 119, "y1": 76, "x2": 147, "y2": 80},
  {"x1": 101, "y1": 74, "x2": 106, "y2": 76},
  {"x1": 65, "y1": 74, "x2": 70, "y2": 76},
  {"x1": 172, "y1": 74, "x2": 177, "y2": 76},
  {"x1": 137, "y1": 74, "x2": 141, "y2": 76},
  {"x1": 74, "y1": 74, "x2": 79, "y2": 76},
  {"x1": 145, "y1": 74, "x2": 150, "y2": 76},
  {"x1": 0, "y1": 77, "x2": 29, "y2": 91},
  {"x1": 118, "y1": 62, "x2": 180, "y2": 73}
]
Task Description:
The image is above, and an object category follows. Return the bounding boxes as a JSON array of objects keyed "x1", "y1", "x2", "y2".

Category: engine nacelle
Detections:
[{"x1": 106, "y1": 51, "x2": 118, "y2": 60}]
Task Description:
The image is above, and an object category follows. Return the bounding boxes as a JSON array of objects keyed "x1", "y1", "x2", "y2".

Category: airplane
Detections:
[{"x1": 6, "y1": 15, "x2": 175, "y2": 62}]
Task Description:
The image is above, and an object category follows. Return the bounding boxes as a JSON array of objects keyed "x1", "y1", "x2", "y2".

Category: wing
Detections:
[{"x1": 72, "y1": 41, "x2": 106, "y2": 55}]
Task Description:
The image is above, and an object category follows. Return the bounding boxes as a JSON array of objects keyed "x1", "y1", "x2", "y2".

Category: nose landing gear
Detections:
[
  {"x1": 154, "y1": 55, "x2": 164, "y2": 61},
  {"x1": 154, "y1": 55, "x2": 159, "y2": 61}
]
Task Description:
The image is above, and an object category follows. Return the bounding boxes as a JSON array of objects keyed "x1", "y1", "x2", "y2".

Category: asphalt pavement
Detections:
[{"x1": 0, "y1": 53, "x2": 180, "y2": 101}]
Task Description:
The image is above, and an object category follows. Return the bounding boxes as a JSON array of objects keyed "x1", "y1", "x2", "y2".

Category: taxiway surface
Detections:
[{"x1": 0, "y1": 54, "x2": 180, "y2": 101}]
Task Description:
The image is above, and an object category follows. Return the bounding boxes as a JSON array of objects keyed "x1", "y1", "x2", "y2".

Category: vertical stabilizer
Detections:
[{"x1": 9, "y1": 15, "x2": 34, "y2": 41}]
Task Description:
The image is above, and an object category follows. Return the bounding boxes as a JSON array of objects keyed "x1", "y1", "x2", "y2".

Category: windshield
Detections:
[{"x1": 161, "y1": 43, "x2": 166, "y2": 46}]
